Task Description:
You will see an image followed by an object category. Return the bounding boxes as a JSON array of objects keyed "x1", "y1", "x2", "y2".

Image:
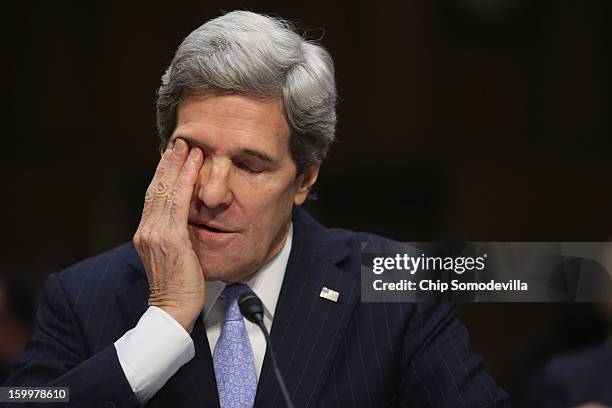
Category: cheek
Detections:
[{"x1": 232, "y1": 175, "x2": 296, "y2": 223}]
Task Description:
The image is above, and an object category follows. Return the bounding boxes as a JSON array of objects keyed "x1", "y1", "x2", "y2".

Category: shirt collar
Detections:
[{"x1": 202, "y1": 222, "x2": 293, "y2": 322}]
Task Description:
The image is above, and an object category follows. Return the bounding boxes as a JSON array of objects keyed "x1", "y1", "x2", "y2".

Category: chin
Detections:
[
  {"x1": 202, "y1": 267, "x2": 253, "y2": 283},
  {"x1": 199, "y1": 260, "x2": 233, "y2": 281},
  {"x1": 197, "y1": 253, "x2": 257, "y2": 283}
]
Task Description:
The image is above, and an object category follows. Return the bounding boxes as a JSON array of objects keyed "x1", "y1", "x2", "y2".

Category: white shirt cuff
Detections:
[{"x1": 114, "y1": 306, "x2": 195, "y2": 404}]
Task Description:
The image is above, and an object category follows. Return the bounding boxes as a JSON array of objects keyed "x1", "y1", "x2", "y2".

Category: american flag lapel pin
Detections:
[{"x1": 319, "y1": 287, "x2": 340, "y2": 303}]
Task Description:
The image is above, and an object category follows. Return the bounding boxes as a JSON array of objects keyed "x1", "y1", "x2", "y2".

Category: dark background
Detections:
[{"x1": 3, "y1": 0, "x2": 612, "y2": 403}]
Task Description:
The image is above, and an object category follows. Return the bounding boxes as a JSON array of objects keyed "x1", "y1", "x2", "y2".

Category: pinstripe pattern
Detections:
[
  {"x1": 2, "y1": 207, "x2": 510, "y2": 407},
  {"x1": 2, "y1": 247, "x2": 142, "y2": 407}
]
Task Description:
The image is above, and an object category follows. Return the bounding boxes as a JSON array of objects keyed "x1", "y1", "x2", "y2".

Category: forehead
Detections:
[{"x1": 172, "y1": 93, "x2": 291, "y2": 157}]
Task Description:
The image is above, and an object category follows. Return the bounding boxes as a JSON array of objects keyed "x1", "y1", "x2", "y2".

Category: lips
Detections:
[{"x1": 189, "y1": 220, "x2": 235, "y2": 234}]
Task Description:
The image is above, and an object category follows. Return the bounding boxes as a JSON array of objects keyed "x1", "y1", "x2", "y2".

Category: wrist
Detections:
[{"x1": 152, "y1": 304, "x2": 200, "y2": 334}]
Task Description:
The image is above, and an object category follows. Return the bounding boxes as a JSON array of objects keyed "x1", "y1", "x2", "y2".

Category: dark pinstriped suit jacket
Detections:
[{"x1": 3, "y1": 207, "x2": 510, "y2": 407}]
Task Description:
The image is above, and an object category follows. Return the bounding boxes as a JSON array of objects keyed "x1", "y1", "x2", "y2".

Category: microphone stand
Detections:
[{"x1": 239, "y1": 291, "x2": 296, "y2": 408}]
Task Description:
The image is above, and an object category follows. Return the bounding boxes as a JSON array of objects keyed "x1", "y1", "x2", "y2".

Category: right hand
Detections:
[{"x1": 133, "y1": 138, "x2": 205, "y2": 333}]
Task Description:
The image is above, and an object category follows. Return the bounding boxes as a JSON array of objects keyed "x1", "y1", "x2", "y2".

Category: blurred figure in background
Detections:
[
  {"x1": 521, "y1": 301, "x2": 612, "y2": 407},
  {"x1": 527, "y1": 243, "x2": 612, "y2": 406},
  {"x1": 0, "y1": 272, "x2": 35, "y2": 383}
]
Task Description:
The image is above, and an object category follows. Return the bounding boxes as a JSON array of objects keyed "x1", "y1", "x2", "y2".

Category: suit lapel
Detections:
[
  {"x1": 254, "y1": 208, "x2": 360, "y2": 408},
  {"x1": 116, "y1": 247, "x2": 220, "y2": 407}
]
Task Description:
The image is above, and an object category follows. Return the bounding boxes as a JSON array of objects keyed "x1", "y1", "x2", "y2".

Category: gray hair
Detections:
[{"x1": 156, "y1": 10, "x2": 337, "y2": 174}]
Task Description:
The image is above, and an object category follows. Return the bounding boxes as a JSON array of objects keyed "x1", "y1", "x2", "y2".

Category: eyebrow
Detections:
[{"x1": 173, "y1": 135, "x2": 276, "y2": 164}]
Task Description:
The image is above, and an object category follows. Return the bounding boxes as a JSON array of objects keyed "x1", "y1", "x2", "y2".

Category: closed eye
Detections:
[{"x1": 234, "y1": 160, "x2": 264, "y2": 174}]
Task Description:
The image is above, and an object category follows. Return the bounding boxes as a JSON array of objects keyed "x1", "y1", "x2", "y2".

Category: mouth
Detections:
[
  {"x1": 192, "y1": 223, "x2": 228, "y2": 233},
  {"x1": 188, "y1": 221, "x2": 238, "y2": 239}
]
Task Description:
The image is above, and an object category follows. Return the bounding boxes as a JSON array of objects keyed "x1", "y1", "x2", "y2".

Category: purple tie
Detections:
[{"x1": 213, "y1": 283, "x2": 258, "y2": 407}]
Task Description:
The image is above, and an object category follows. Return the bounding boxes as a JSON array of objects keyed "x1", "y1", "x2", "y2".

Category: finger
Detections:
[
  {"x1": 140, "y1": 146, "x2": 173, "y2": 225},
  {"x1": 167, "y1": 146, "x2": 204, "y2": 226},
  {"x1": 147, "y1": 138, "x2": 190, "y2": 221}
]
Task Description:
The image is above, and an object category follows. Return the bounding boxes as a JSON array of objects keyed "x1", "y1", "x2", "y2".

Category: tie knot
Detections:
[
  {"x1": 221, "y1": 283, "x2": 251, "y2": 321},
  {"x1": 221, "y1": 283, "x2": 251, "y2": 301}
]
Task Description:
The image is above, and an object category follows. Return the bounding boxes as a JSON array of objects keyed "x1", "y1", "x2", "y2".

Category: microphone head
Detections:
[{"x1": 239, "y1": 289, "x2": 264, "y2": 324}]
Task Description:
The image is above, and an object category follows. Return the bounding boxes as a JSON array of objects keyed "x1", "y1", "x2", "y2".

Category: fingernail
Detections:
[{"x1": 174, "y1": 138, "x2": 186, "y2": 152}]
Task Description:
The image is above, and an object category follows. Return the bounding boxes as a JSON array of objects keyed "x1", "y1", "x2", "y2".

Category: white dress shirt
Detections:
[{"x1": 114, "y1": 224, "x2": 292, "y2": 404}]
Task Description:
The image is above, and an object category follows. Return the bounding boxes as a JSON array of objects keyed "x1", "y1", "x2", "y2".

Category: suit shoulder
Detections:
[{"x1": 54, "y1": 241, "x2": 140, "y2": 296}]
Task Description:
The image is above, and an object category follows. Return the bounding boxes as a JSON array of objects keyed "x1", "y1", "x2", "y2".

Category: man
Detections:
[{"x1": 3, "y1": 11, "x2": 509, "y2": 407}]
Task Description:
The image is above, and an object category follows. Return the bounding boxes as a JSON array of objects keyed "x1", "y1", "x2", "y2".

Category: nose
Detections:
[{"x1": 196, "y1": 157, "x2": 233, "y2": 209}]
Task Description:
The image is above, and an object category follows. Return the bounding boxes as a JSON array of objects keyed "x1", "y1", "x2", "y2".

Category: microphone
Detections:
[{"x1": 239, "y1": 290, "x2": 295, "y2": 408}]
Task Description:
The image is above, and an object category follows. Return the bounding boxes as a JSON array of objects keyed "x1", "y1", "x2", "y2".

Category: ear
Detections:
[{"x1": 294, "y1": 164, "x2": 320, "y2": 206}]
